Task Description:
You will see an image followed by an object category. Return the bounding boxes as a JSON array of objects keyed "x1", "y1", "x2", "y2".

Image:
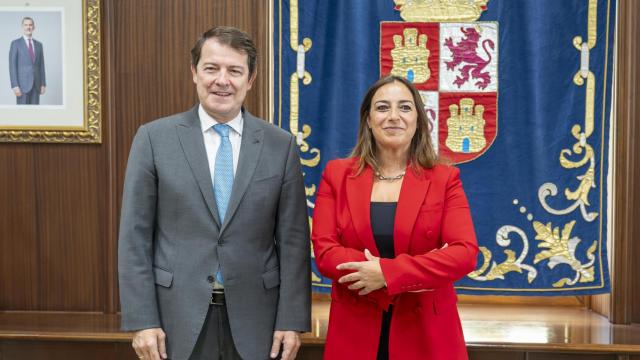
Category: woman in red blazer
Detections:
[{"x1": 312, "y1": 75, "x2": 478, "y2": 360}]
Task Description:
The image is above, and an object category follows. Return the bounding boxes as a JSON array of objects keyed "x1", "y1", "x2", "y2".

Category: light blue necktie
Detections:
[{"x1": 213, "y1": 124, "x2": 234, "y2": 286}]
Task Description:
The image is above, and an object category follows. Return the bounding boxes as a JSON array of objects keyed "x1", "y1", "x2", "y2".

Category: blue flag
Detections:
[{"x1": 274, "y1": 0, "x2": 614, "y2": 295}]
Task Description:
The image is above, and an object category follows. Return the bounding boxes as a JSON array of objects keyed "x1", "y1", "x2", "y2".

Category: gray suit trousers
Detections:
[{"x1": 189, "y1": 304, "x2": 243, "y2": 360}]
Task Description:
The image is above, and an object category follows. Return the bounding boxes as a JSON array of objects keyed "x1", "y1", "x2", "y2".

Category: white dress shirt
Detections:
[
  {"x1": 199, "y1": 105, "x2": 243, "y2": 183},
  {"x1": 23, "y1": 35, "x2": 34, "y2": 47}
]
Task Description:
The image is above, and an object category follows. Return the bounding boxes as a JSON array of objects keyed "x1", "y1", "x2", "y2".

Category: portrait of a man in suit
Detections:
[
  {"x1": 118, "y1": 26, "x2": 311, "y2": 360},
  {"x1": 8, "y1": 16, "x2": 46, "y2": 105}
]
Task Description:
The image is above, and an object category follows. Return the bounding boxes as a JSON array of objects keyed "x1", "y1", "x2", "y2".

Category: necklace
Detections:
[{"x1": 375, "y1": 171, "x2": 405, "y2": 181}]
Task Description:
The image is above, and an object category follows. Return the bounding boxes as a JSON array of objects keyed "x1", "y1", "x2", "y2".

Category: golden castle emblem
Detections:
[
  {"x1": 393, "y1": 0, "x2": 489, "y2": 22},
  {"x1": 390, "y1": 28, "x2": 431, "y2": 83},
  {"x1": 446, "y1": 98, "x2": 486, "y2": 153}
]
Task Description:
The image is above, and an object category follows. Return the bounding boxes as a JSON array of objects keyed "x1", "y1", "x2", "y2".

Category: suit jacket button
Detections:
[
  {"x1": 413, "y1": 306, "x2": 422, "y2": 314},
  {"x1": 207, "y1": 276, "x2": 214, "y2": 283}
]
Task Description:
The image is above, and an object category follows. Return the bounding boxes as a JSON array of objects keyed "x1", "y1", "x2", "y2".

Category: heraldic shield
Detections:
[{"x1": 380, "y1": 21, "x2": 498, "y2": 164}]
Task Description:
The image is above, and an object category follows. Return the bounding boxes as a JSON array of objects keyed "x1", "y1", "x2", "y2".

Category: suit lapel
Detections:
[
  {"x1": 176, "y1": 106, "x2": 221, "y2": 227},
  {"x1": 394, "y1": 168, "x2": 431, "y2": 255},
  {"x1": 18, "y1": 39, "x2": 28, "y2": 56},
  {"x1": 345, "y1": 167, "x2": 380, "y2": 256},
  {"x1": 219, "y1": 111, "x2": 264, "y2": 234}
]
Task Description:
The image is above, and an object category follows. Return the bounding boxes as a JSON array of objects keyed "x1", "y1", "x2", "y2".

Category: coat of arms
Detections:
[{"x1": 380, "y1": 0, "x2": 497, "y2": 164}]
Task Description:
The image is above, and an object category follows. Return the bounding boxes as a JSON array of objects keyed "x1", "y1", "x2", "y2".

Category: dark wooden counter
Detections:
[{"x1": 2, "y1": 302, "x2": 640, "y2": 359}]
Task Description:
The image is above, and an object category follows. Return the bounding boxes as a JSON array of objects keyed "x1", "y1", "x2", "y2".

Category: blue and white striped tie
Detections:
[{"x1": 213, "y1": 123, "x2": 234, "y2": 286}]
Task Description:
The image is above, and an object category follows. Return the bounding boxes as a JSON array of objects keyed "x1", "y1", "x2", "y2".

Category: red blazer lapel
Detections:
[
  {"x1": 345, "y1": 166, "x2": 380, "y2": 256},
  {"x1": 394, "y1": 168, "x2": 431, "y2": 255}
]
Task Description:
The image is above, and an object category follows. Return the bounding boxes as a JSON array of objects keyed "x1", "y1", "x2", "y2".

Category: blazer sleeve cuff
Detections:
[{"x1": 380, "y1": 257, "x2": 405, "y2": 296}]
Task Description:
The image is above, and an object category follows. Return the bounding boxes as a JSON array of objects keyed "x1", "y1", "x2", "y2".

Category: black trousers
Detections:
[
  {"x1": 377, "y1": 306, "x2": 393, "y2": 360},
  {"x1": 189, "y1": 304, "x2": 243, "y2": 360}
]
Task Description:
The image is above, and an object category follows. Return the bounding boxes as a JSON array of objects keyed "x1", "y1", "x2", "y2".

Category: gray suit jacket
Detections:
[
  {"x1": 9, "y1": 37, "x2": 46, "y2": 93},
  {"x1": 118, "y1": 107, "x2": 311, "y2": 360}
]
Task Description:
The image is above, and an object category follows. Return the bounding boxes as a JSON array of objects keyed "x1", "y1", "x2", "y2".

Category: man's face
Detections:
[
  {"x1": 191, "y1": 39, "x2": 256, "y2": 123},
  {"x1": 22, "y1": 19, "x2": 34, "y2": 37}
]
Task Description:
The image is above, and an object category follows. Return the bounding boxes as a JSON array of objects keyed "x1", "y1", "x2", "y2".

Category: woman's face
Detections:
[{"x1": 367, "y1": 81, "x2": 418, "y2": 152}]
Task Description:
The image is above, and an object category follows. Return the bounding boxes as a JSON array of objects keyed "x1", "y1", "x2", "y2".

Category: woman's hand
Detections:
[{"x1": 336, "y1": 249, "x2": 386, "y2": 295}]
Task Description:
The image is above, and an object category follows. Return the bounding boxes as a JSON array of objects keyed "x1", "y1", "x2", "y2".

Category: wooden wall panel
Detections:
[
  {"x1": 591, "y1": 294, "x2": 610, "y2": 319},
  {"x1": 0, "y1": 142, "x2": 109, "y2": 312},
  {"x1": 0, "y1": 146, "x2": 38, "y2": 309},
  {"x1": 34, "y1": 145, "x2": 107, "y2": 311},
  {"x1": 102, "y1": 0, "x2": 119, "y2": 316},
  {"x1": 624, "y1": 0, "x2": 640, "y2": 326}
]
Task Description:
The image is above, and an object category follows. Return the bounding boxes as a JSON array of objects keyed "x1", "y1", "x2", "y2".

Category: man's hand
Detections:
[
  {"x1": 40, "y1": 85, "x2": 46, "y2": 95},
  {"x1": 337, "y1": 249, "x2": 386, "y2": 295},
  {"x1": 132, "y1": 328, "x2": 167, "y2": 360},
  {"x1": 13, "y1": 87, "x2": 21, "y2": 97},
  {"x1": 270, "y1": 330, "x2": 301, "y2": 360}
]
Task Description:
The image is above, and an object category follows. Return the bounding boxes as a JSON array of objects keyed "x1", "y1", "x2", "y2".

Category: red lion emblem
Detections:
[{"x1": 444, "y1": 27, "x2": 495, "y2": 90}]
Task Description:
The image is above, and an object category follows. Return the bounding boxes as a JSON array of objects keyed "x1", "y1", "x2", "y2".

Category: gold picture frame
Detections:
[{"x1": 0, "y1": 0, "x2": 101, "y2": 143}]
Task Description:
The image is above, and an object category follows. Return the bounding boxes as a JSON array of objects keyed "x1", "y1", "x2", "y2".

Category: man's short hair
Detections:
[
  {"x1": 22, "y1": 17, "x2": 34, "y2": 25},
  {"x1": 190, "y1": 26, "x2": 257, "y2": 76}
]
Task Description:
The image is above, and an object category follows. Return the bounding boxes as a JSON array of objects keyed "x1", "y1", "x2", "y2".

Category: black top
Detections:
[{"x1": 370, "y1": 202, "x2": 397, "y2": 259}]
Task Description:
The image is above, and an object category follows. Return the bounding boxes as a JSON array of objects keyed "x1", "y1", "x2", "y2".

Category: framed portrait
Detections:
[{"x1": 0, "y1": 0, "x2": 100, "y2": 143}]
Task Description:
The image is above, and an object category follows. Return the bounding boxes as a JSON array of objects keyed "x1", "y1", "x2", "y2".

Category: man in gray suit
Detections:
[
  {"x1": 118, "y1": 26, "x2": 311, "y2": 360},
  {"x1": 9, "y1": 17, "x2": 46, "y2": 105}
]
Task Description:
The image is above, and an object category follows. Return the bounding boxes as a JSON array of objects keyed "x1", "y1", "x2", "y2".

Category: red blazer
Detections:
[{"x1": 312, "y1": 158, "x2": 478, "y2": 360}]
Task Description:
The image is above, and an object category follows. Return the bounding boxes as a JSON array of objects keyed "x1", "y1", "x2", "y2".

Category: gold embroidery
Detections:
[
  {"x1": 445, "y1": 98, "x2": 486, "y2": 153},
  {"x1": 532, "y1": 221, "x2": 597, "y2": 287},
  {"x1": 564, "y1": 166, "x2": 595, "y2": 206},
  {"x1": 288, "y1": 73, "x2": 320, "y2": 169},
  {"x1": 393, "y1": 0, "x2": 489, "y2": 23},
  {"x1": 289, "y1": 0, "x2": 312, "y2": 53},
  {"x1": 305, "y1": 184, "x2": 317, "y2": 197},
  {"x1": 468, "y1": 247, "x2": 492, "y2": 277},
  {"x1": 288, "y1": 0, "x2": 320, "y2": 178},
  {"x1": 390, "y1": 28, "x2": 431, "y2": 83},
  {"x1": 468, "y1": 248, "x2": 524, "y2": 281},
  {"x1": 467, "y1": 225, "x2": 537, "y2": 283},
  {"x1": 289, "y1": 0, "x2": 324, "y2": 286},
  {"x1": 539, "y1": 0, "x2": 599, "y2": 223}
]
